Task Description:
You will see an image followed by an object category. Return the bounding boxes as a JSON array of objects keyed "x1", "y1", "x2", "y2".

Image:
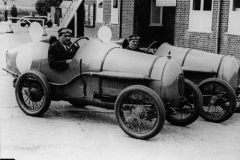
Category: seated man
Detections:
[
  {"x1": 48, "y1": 28, "x2": 76, "y2": 71},
  {"x1": 125, "y1": 34, "x2": 144, "y2": 52}
]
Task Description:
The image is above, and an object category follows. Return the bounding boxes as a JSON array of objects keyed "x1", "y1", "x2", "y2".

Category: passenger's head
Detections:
[
  {"x1": 128, "y1": 34, "x2": 140, "y2": 50},
  {"x1": 58, "y1": 28, "x2": 72, "y2": 45}
]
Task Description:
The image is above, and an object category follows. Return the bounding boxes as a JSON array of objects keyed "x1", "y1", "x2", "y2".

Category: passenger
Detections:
[
  {"x1": 48, "y1": 28, "x2": 76, "y2": 71},
  {"x1": 125, "y1": 34, "x2": 144, "y2": 52}
]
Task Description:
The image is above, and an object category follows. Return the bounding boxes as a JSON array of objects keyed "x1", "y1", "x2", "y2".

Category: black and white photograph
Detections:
[{"x1": 0, "y1": 0, "x2": 240, "y2": 160}]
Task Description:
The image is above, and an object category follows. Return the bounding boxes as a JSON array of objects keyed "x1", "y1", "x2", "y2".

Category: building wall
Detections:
[
  {"x1": 219, "y1": 0, "x2": 240, "y2": 59},
  {"x1": 84, "y1": 0, "x2": 121, "y2": 40},
  {"x1": 174, "y1": 0, "x2": 215, "y2": 52},
  {"x1": 121, "y1": 0, "x2": 135, "y2": 39},
  {"x1": 174, "y1": 0, "x2": 240, "y2": 59},
  {"x1": 83, "y1": 0, "x2": 176, "y2": 46}
]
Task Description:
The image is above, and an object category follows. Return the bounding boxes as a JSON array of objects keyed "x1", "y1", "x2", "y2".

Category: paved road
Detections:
[{"x1": 0, "y1": 22, "x2": 240, "y2": 160}]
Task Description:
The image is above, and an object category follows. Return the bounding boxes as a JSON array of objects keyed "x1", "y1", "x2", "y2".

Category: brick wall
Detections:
[
  {"x1": 174, "y1": 0, "x2": 240, "y2": 59},
  {"x1": 121, "y1": 0, "x2": 135, "y2": 39},
  {"x1": 219, "y1": 0, "x2": 240, "y2": 59}
]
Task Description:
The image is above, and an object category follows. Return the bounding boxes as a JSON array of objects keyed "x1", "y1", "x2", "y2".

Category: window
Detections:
[
  {"x1": 228, "y1": 0, "x2": 240, "y2": 35},
  {"x1": 193, "y1": 0, "x2": 201, "y2": 10},
  {"x1": 150, "y1": 0, "x2": 163, "y2": 26},
  {"x1": 233, "y1": 0, "x2": 240, "y2": 11},
  {"x1": 96, "y1": 0, "x2": 103, "y2": 22},
  {"x1": 113, "y1": 0, "x2": 118, "y2": 8},
  {"x1": 203, "y1": 0, "x2": 212, "y2": 11},
  {"x1": 110, "y1": 0, "x2": 119, "y2": 24},
  {"x1": 188, "y1": 0, "x2": 213, "y2": 32},
  {"x1": 85, "y1": 4, "x2": 95, "y2": 27}
]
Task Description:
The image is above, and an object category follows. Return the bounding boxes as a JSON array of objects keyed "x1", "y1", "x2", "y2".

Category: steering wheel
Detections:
[
  {"x1": 145, "y1": 41, "x2": 160, "y2": 54},
  {"x1": 68, "y1": 37, "x2": 89, "y2": 52}
]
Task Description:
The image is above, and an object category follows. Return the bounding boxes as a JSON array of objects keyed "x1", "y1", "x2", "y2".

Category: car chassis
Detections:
[{"x1": 3, "y1": 27, "x2": 203, "y2": 140}]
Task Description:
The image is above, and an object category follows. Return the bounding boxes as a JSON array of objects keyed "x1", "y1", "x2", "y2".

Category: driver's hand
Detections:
[{"x1": 66, "y1": 59, "x2": 72, "y2": 63}]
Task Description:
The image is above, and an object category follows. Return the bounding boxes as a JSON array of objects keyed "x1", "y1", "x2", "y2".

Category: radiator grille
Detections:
[{"x1": 102, "y1": 78, "x2": 149, "y2": 89}]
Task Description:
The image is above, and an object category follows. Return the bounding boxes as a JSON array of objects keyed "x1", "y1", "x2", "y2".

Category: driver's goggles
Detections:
[
  {"x1": 129, "y1": 36, "x2": 140, "y2": 41},
  {"x1": 60, "y1": 28, "x2": 72, "y2": 34}
]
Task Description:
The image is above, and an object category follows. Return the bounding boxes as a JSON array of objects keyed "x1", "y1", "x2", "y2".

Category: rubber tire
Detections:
[
  {"x1": 198, "y1": 78, "x2": 236, "y2": 123},
  {"x1": 166, "y1": 79, "x2": 201, "y2": 126},
  {"x1": 15, "y1": 70, "x2": 51, "y2": 117},
  {"x1": 46, "y1": 21, "x2": 53, "y2": 28},
  {"x1": 115, "y1": 85, "x2": 165, "y2": 140},
  {"x1": 20, "y1": 23, "x2": 26, "y2": 27}
]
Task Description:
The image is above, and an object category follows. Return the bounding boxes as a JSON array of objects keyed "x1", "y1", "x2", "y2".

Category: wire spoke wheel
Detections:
[
  {"x1": 166, "y1": 79, "x2": 201, "y2": 126},
  {"x1": 18, "y1": 76, "x2": 45, "y2": 111},
  {"x1": 115, "y1": 85, "x2": 165, "y2": 140},
  {"x1": 199, "y1": 78, "x2": 236, "y2": 123},
  {"x1": 120, "y1": 92, "x2": 157, "y2": 134},
  {"x1": 15, "y1": 70, "x2": 51, "y2": 116},
  {"x1": 202, "y1": 85, "x2": 229, "y2": 117}
]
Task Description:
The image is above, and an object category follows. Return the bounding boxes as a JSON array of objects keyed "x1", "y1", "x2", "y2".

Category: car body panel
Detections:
[
  {"x1": 5, "y1": 38, "x2": 185, "y2": 104},
  {"x1": 156, "y1": 43, "x2": 240, "y2": 91},
  {"x1": 20, "y1": 16, "x2": 53, "y2": 27}
]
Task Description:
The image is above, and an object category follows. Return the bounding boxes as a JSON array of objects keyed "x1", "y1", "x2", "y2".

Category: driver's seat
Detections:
[
  {"x1": 49, "y1": 36, "x2": 57, "y2": 45},
  {"x1": 41, "y1": 36, "x2": 58, "y2": 45},
  {"x1": 122, "y1": 39, "x2": 129, "y2": 49}
]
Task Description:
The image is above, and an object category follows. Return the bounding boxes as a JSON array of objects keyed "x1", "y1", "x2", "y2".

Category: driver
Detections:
[
  {"x1": 48, "y1": 28, "x2": 76, "y2": 71},
  {"x1": 125, "y1": 34, "x2": 144, "y2": 52}
]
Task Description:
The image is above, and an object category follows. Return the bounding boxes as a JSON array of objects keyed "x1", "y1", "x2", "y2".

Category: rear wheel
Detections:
[
  {"x1": 166, "y1": 79, "x2": 201, "y2": 126},
  {"x1": 15, "y1": 70, "x2": 51, "y2": 117},
  {"x1": 115, "y1": 85, "x2": 165, "y2": 140},
  {"x1": 199, "y1": 78, "x2": 236, "y2": 123}
]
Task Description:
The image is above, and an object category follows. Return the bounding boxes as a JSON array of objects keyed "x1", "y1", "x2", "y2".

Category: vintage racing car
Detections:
[
  {"x1": 19, "y1": 15, "x2": 53, "y2": 28},
  {"x1": 3, "y1": 26, "x2": 202, "y2": 140},
  {"x1": 152, "y1": 42, "x2": 240, "y2": 123}
]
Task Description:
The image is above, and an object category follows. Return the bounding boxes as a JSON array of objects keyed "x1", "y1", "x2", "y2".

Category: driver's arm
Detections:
[{"x1": 67, "y1": 43, "x2": 79, "y2": 59}]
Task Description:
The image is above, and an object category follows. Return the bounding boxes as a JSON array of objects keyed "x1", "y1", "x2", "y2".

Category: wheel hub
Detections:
[
  {"x1": 28, "y1": 86, "x2": 43, "y2": 102},
  {"x1": 209, "y1": 96, "x2": 218, "y2": 105},
  {"x1": 132, "y1": 105, "x2": 146, "y2": 119}
]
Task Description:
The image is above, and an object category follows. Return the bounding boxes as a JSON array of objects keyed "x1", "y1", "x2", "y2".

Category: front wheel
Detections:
[
  {"x1": 15, "y1": 70, "x2": 51, "y2": 117},
  {"x1": 166, "y1": 79, "x2": 201, "y2": 126},
  {"x1": 115, "y1": 85, "x2": 165, "y2": 140},
  {"x1": 199, "y1": 78, "x2": 236, "y2": 123}
]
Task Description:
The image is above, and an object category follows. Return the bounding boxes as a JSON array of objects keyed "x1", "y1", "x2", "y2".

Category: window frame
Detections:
[
  {"x1": 96, "y1": 0, "x2": 103, "y2": 23},
  {"x1": 84, "y1": 4, "x2": 95, "y2": 28},
  {"x1": 227, "y1": 0, "x2": 240, "y2": 35},
  {"x1": 110, "y1": 0, "x2": 119, "y2": 24},
  {"x1": 188, "y1": 0, "x2": 213, "y2": 33},
  {"x1": 149, "y1": 0, "x2": 163, "y2": 26}
]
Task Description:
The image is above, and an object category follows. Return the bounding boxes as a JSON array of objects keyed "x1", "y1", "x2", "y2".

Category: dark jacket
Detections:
[
  {"x1": 126, "y1": 46, "x2": 144, "y2": 52},
  {"x1": 126, "y1": 46, "x2": 153, "y2": 55},
  {"x1": 48, "y1": 40, "x2": 75, "y2": 71}
]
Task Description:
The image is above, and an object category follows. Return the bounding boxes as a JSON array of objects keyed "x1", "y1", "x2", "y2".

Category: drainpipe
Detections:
[
  {"x1": 119, "y1": 0, "x2": 123, "y2": 39},
  {"x1": 216, "y1": 0, "x2": 222, "y2": 54}
]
